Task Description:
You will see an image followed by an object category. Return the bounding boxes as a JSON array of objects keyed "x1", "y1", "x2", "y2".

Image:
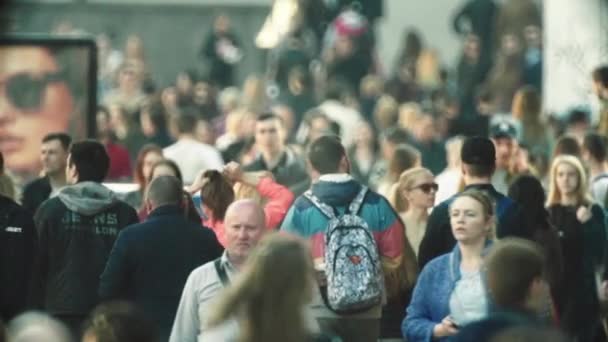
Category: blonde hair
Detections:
[
  {"x1": 416, "y1": 49, "x2": 441, "y2": 89},
  {"x1": 373, "y1": 95, "x2": 399, "y2": 131},
  {"x1": 398, "y1": 102, "x2": 422, "y2": 134},
  {"x1": 208, "y1": 233, "x2": 314, "y2": 342},
  {"x1": 450, "y1": 189, "x2": 497, "y2": 240},
  {"x1": 546, "y1": 155, "x2": 593, "y2": 207},
  {"x1": 389, "y1": 167, "x2": 433, "y2": 213},
  {"x1": 234, "y1": 181, "x2": 263, "y2": 204}
]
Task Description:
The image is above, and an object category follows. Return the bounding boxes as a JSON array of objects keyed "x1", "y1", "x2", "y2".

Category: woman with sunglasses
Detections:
[
  {"x1": 389, "y1": 167, "x2": 437, "y2": 257},
  {"x1": 403, "y1": 190, "x2": 495, "y2": 341}
]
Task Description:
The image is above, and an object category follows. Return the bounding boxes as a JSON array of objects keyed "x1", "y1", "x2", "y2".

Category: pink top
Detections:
[{"x1": 203, "y1": 177, "x2": 294, "y2": 246}]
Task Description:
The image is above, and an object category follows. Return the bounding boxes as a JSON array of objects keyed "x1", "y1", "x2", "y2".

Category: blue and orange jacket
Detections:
[{"x1": 280, "y1": 175, "x2": 418, "y2": 298}]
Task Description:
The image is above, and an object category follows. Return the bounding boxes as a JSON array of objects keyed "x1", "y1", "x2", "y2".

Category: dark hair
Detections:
[
  {"x1": 485, "y1": 238, "x2": 545, "y2": 310},
  {"x1": 200, "y1": 170, "x2": 234, "y2": 221},
  {"x1": 69, "y1": 140, "x2": 110, "y2": 182},
  {"x1": 42, "y1": 132, "x2": 72, "y2": 151},
  {"x1": 257, "y1": 112, "x2": 284, "y2": 126},
  {"x1": 83, "y1": 301, "x2": 158, "y2": 342},
  {"x1": 382, "y1": 127, "x2": 410, "y2": 145},
  {"x1": 508, "y1": 175, "x2": 550, "y2": 231},
  {"x1": 143, "y1": 100, "x2": 168, "y2": 133},
  {"x1": 464, "y1": 163, "x2": 495, "y2": 178},
  {"x1": 552, "y1": 135, "x2": 581, "y2": 159},
  {"x1": 0, "y1": 151, "x2": 3, "y2": 174},
  {"x1": 567, "y1": 108, "x2": 589, "y2": 125},
  {"x1": 308, "y1": 135, "x2": 346, "y2": 174},
  {"x1": 592, "y1": 65, "x2": 608, "y2": 87},
  {"x1": 174, "y1": 112, "x2": 198, "y2": 135},
  {"x1": 150, "y1": 159, "x2": 183, "y2": 181},
  {"x1": 583, "y1": 132, "x2": 607, "y2": 162},
  {"x1": 134, "y1": 144, "x2": 163, "y2": 189},
  {"x1": 146, "y1": 175, "x2": 184, "y2": 208},
  {"x1": 388, "y1": 144, "x2": 420, "y2": 181}
]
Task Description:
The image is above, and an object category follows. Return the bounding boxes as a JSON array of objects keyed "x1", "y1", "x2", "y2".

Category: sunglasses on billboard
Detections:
[{"x1": 1, "y1": 71, "x2": 65, "y2": 112}]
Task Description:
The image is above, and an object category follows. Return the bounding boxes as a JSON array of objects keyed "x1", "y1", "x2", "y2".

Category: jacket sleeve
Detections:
[
  {"x1": 586, "y1": 205, "x2": 606, "y2": 267},
  {"x1": 402, "y1": 264, "x2": 438, "y2": 342},
  {"x1": 418, "y1": 205, "x2": 449, "y2": 269},
  {"x1": 169, "y1": 272, "x2": 200, "y2": 342},
  {"x1": 257, "y1": 177, "x2": 295, "y2": 230},
  {"x1": 28, "y1": 204, "x2": 52, "y2": 309},
  {"x1": 98, "y1": 231, "x2": 131, "y2": 300}
]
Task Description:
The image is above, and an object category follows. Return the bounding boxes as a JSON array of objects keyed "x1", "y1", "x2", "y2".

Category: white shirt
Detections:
[
  {"x1": 319, "y1": 100, "x2": 363, "y2": 148},
  {"x1": 449, "y1": 269, "x2": 488, "y2": 326},
  {"x1": 163, "y1": 138, "x2": 224, "y2": 184},
  {"x1": 169, "y1": 253, "x2": 236, "y2": 342}
]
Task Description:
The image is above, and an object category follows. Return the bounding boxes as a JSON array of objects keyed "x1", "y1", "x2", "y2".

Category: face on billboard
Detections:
[{"x1": 0, "y1": 41, "x2": 93, "y2": 178}]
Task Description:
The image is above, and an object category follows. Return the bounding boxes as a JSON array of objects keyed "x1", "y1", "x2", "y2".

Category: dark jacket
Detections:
[
  {"x1": 0, "y1": 195, "x2": 37, "y2": 321},
  {"x1": 99, "y1": 205, "x2": 223, "y2": 341},
  {"x1": 418, "y1": 183, "x2": 530, "y2": 268},
  {"x1": 547, "y1": 204, "x2": 605, "y2": 341},
  {"x1": 244, "y1": 148, "x2": 310, "y2": 196},
  {"x1": 453, "y1": 309, "x2": 539, "y2": 342},
  {"x1": 21, "y1": 177, "x2": 52, "y2": 216},
  {"x1": 30, "y1": 182, "x2": 139, "y2": 317}
]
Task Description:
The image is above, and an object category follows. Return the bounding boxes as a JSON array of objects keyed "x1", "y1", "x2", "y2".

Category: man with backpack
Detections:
[
  {"x1": 417, "y1": 136, "x2": 531, "y2": 268},
  {"x1": 281, "y1": 135, "x2": 417, "y2": 342}
]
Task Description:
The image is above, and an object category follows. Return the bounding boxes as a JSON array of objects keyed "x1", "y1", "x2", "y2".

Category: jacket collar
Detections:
[
  {"x1": 449, "y1": 239, "x2": 494, "y2": 283},
  {"x1": 148, "y1": 204, "x2": 183, "y2": 219},
  {"x1": 318, "y1": 173, "x2": 353, "y2": 183}
]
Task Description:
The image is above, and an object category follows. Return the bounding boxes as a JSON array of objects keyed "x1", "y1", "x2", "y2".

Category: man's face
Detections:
[
  {"x1": 41, "y1": 139, "x2": 68, "y2": 176},
  {"x1": 0, "y1": 47, "x2": 73, "y2": 174},
  {"x1": 492, "y1": 137, "x2": 516, "y2": 170},
  {"x1": 255, "y1": 118, "x2": 283, "y2": 153},
  {"x1": 224, "y1": 203, "x2": 265, "y2": 261},
  {"x1": 65, "y1": 154, "x2": 78, "y2": 185}
]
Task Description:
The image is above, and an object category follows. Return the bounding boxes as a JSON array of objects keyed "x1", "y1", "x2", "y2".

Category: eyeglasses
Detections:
[
  {"x1": 410, "y1": 182, "x2": 439, "y2": 194},
  {"x1": 0, "y1": 71, "x2": 65, "y2": 112}
]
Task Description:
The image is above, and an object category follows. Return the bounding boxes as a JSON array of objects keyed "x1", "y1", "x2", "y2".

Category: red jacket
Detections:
[{"x1": 203, "y1": 177, "x2": 294, "y2": 246}]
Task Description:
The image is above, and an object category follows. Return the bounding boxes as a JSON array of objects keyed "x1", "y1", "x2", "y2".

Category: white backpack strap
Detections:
[
  {"x1": 348, "y1": 186, "x2": 368, "y2": 215},
  {"x1": 304, "y1": 190, "x2": 336, "y2": 219}
]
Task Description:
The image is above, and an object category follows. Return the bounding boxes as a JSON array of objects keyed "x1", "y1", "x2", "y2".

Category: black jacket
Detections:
[
  {"x1": 418, "y1": 184, "x2": 531, "y2": 268},
  {"x1": 21, "y1": 177, "x2": 52, "y2": 216},
  {"x1": 99, "y1": 205, "x2": 223, "y2": 340},
  {"x1": 0, "y1": 195, "x2": 37, "y2": 321},
  {"x1": 244, "y1": 148, "x2": 310, "y2": 196},
  {"x1": 30, "y1": 182, "x2": 138, "y2": 317}
]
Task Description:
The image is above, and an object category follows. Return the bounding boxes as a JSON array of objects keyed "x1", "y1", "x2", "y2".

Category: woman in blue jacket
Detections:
[{"x1": 402, "y1": 189, "x2": 495, "y2": 341}]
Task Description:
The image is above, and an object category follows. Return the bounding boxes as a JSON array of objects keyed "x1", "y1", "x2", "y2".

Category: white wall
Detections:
[
  {"x1": 376, "y1": 0, "x2": 468, "y2": 75},
  {"x1": 543, "y1": 0, "x2": 608, "y2": 118}
]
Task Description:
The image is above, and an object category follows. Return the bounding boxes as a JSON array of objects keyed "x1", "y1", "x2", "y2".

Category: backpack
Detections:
[{"x1": 304, "y1": 186, "x2": 383, "y2": 314}]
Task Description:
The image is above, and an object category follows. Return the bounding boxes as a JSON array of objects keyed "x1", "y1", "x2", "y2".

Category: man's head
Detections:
[
  {"x1": 592, "y1": 65, "x2": 608, "y2": 99},
  {"x1": 41, "y1": 132, "x2": 71, "y2": 177},
  {"x1": 254, "y1": 113, "x2": 285, "y2": 154},
  {"x1": 485, "y1": 238, "x2": 546, "y2": 312},
  {"x1": 307, "y1": 135, "x2": 349, "y2": 175},
  {"x1": 223, "y1": 199, "x2": 266, "y2": 264},
  {"x1": 172, "y1": 112, "x2": 197, "y2": 137},
  {"x1": 145, "y1": 175, "x2": 184, "y2": 213},
  {"x1": 582, "y1": 132, "x2": 607, "y2": 165},
  {"x1": 381, "y1": 127, "x2": 410, "y2": 160},
  {"x1": 460, "y1": 136, "x2": 496, "y2": 183},
  {"x1": 490, "y1": 120, "x2": 518, "y2": 170},
  {"x1": 65, "y1": 140, "x2": 109, "y2": 184}
]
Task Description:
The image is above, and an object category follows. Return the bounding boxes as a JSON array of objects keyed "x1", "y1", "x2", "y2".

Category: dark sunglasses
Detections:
[
  {"x1": 411, "y1": 182, "x2": 439, "y2": 194},
  {"x1": 1, "y1": 71, "x2": 65, "y2": 111}
]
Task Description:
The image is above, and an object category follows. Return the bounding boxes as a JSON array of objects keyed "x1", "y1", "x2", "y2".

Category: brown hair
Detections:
[
  {"x1": 199, "y1": 170, "x2": 235, "y2": 221},
  {"x1": 484, "y1": 238, "x2": 545, "y2": 310},
  {"x1": 208, "y1": 233, "x2": 313, "y2": 342},
  {"x1": 133, "y1": 144, "x2": 163, "y2": 191},
  {"x1": 450, "y1": 189, "x2": 496, "y2": 239},
  {"x1": 389, "y1": 167, "x2": 433, "y2": 212},
  {"x1": 387, "y1": 144, "x2": 421, "y2": 183}
]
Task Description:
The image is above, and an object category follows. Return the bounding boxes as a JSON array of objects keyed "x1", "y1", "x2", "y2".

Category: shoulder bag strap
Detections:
[
  {"x1": 214, "y1": 257, "x2": 230, "y2": 287},
  {"x1": 304, "y1": 190, "x2": 336, "y2": 219},
  {"x1": 348, "y1": 186, "x2": 368, "y2": 215}
]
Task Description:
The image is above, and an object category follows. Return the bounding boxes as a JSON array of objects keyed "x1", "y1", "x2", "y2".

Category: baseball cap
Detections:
[
  {"x1": 461, "y1": 136, "x2": 496, "y2": 165},
  {"x1": 490, "y1": 120, "x2": 517, "y2": 140}
]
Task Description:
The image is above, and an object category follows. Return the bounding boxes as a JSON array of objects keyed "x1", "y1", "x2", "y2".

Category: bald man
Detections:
[
  {"x1": 170, "y1": 199, "x2": 267, "y2": 342},
  {"x1": 99, "y1": 176, "x2": 223, "y2": 341}
]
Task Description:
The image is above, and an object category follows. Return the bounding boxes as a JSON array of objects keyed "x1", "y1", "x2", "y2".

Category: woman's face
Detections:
[
  {"x1": 143, "y1": 152, "x2": 163, "y2": 181},
  {"x1": 404, "y1": 173, "x2": 437, "y2": 209},
  {"x1": 450, "y1": 196, "x2": 490, "y2": 244},
  {"x1": 555, "y1": 162, "x2": 579, "y2": 197},
  {"x1": 0, "y1": 46, "x2": 73, "y2": 174}
]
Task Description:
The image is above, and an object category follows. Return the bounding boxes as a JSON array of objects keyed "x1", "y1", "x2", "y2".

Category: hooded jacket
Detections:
[{"x1": 30, "y1": 181, "x2": 138, "y2": 316}]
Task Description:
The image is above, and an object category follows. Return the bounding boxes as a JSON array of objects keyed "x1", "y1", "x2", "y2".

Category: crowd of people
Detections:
[{"x1": 2, "y1": 0, "x2": 608, "y2": 341}]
